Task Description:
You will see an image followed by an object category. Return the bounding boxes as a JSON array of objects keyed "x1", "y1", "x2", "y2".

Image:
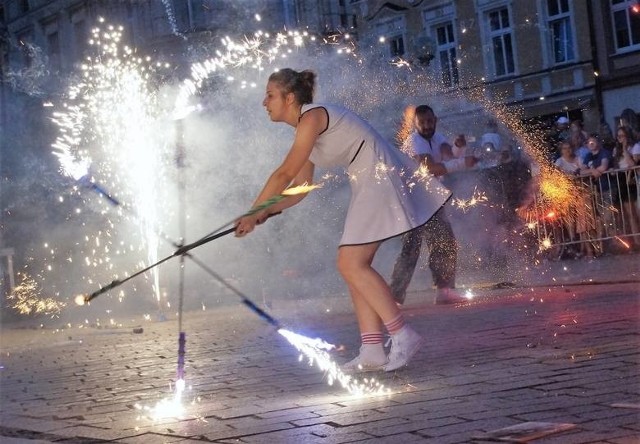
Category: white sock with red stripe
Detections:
[
  {"x1": 384, "y1": 313, "x2": 406, "y2": 335},
  {"x1": 357, "y1": 331, "x2": 386, "y2": 363}
]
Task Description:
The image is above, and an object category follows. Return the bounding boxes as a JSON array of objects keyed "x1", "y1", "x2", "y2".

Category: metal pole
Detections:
[{"x1": 175, "y1": 118, "x2": 186, "y2": 382}]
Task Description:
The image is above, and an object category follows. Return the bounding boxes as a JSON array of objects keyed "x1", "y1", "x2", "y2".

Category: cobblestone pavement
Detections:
[{"x1": 1, "y1": 254, "x2": 639, "y2": 443}]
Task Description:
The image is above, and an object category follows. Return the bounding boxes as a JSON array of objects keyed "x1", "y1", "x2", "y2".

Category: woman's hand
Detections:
[{"x1": 235, "y1": 210, "x2": 269, "y2": 237}]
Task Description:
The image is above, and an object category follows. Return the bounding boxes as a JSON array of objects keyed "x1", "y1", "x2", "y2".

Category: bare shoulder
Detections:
[
  {"x1": 301, "y1": 106, "x2": 327, "y2": 120},
  {"x1": 299, "y1": 106, "x2": 328, "y2": 133}
]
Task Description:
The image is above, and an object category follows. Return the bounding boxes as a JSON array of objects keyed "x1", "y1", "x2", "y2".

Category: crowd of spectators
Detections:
[
  {"x1": 546, "y1": 107, "x2": 640, "y2": 257},
  {"x1": 399, "y1": 106, "x2": 639, "y2": 262}
]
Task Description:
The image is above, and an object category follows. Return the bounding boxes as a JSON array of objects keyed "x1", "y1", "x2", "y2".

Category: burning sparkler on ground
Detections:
[{"x1": 6, "y1": 273, "x2": 66, "y2": 317}]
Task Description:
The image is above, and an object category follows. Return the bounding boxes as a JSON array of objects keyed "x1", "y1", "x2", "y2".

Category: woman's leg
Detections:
[
  {"x1": 337, "y1": 242, "x2": 400, "y2": 328},
  {"x1": 338, "y1": 244, "x2": 390, "y2": 372},
  {"x1": 337, "y1": 243, "x2": 423, "y2": 372}
]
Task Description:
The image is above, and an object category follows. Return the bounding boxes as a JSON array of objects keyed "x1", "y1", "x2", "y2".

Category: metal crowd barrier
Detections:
[{"x1": 533, "y1": 165, "x2": 640, "y2": 259}]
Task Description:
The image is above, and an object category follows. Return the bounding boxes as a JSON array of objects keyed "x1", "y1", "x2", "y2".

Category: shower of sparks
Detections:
[
  {"x1": 7, "y1": 273, "x2": 66, "y2": 316},
  {"x1": 390, "y1": 57, "x2": 412, "y2": 70},
  {"x1": 144, "y1": 395, "x2": 186, "y2": 420},
  {"x1": 160, "y1": 0, "x2": 182, "y2": 37},
  {"x1": 537, "y1": 166, "x2": 577, "y2": 218},
  {"x1": 465, "y1": 91, "x2": 594, "y2": 250},
  {"x1": 282, "y1": 183, "x2": 323, "y2": 196},
  {"x1": 278, "y1": 329, "x2": 390, "y2": 397},
  {"x1": 453, "y1": 187, "x2": 489, "y2": 212},
  {"x1": 540, "y1": 236, "x2": 553, "y2": 251},
  {"x1": 174, "y1": 29, "x2": 356, "y2": 117},
  {"x1": 614, "y1": 236, "x2": 630, "y2": 249},
  {"x1": 374, "y1": 161, "x2": 393, "y2": 181},
  {"x1": 396, "y1": 105, "x2": 416, "y2": 149},
  {"x1": 50, "y1": 18, "x2": 171, "y2": 306},
  {"x1": 136, "y1": 378, "x2": 190, "y2": 421}
]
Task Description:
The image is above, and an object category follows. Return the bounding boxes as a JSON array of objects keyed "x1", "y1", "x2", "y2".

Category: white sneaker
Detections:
[
  {"x1": 383, "y1": 326, "x2": 424, "y2": 372},
  {"x1": 341, "y1": 345, "x2": 388, "y2": 374}
]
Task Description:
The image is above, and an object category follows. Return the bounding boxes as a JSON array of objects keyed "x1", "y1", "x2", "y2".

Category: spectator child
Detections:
[{"x1": 554, "y1": 141, "x2": 596, "y2": 258}]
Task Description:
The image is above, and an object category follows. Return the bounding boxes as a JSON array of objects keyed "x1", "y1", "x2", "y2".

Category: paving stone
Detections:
[{"x1": 1, "y1": 275, "x2": 638, "y2": 443}]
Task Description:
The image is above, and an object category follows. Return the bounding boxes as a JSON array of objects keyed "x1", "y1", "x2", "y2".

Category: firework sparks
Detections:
[
  {"x1": 38, "y1": 16, "x2": 586, "y2": 405},
  {"x1": 540, "y1": 236, "x2": 553, "y2": 251},
  {"x1": 7, "y1": 273, "x2": 66, "y2": 316},
  {"x1": 245, "y1": 183, "x2": 323, "y2": 217},
  {"x1": 278, "y1": 329, "x2": 390, "y2": 397},
  {"x1": 614, "y1": 236, "x2": 631, "y2": 249},
  {"x1": 390, "y1": 57, "x2": 412, "y2": 70},
  {"x1": 453, "y1": 187, "x2": 489, "y2": 212},
  {"x1": 50, "y1": 18, "x2": 172, "y2": 309},
  {"x1": 135, "y1": 378, "x2": 190, "y2": 421},
  {"x1": 281, "y1": 183, "x2": 322, "y2": 196},
  {"x1": 395, "y1": 105, "x2": 416, "y2": 148},
  {"x1": 536, "y1": 166, "x2": 582, "y2": 220},
  {"x1": 174, "y1": 29, "x2": 357, "y2": 117}
]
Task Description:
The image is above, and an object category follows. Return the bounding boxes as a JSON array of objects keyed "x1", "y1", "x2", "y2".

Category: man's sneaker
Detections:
[
  {"x1": 383, "y1": 326, "x2": 424, "y2": 372},
  {"x1": 434, "y1": 288, "x2": 467, "y2": 305},
  {"x1": 341, "y1": 347, "x2": 388, "y2": 374}
]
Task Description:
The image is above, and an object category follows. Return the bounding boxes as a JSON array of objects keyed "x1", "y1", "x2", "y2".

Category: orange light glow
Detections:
[
  {"x1": 615, "y1": 236, "x2": 630, "y2": 249},
  {"x1": 282, "y1": 183, "x2": 322, "y2": 196}
]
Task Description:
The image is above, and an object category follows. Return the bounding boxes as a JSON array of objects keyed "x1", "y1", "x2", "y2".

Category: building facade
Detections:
[
  {"x1": 589, "y1": 0, "x2": 640, "y2": 129},
  {"x1": 1, "y1": 0, "x2": 638, "y2": 136},
  {"x1": 355, "y1": 0, "x2": 640, "y2": 132}
]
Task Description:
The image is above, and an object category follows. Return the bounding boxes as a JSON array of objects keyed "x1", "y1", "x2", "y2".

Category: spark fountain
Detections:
[{"x1": 50, "y1": 18, "x2": 172, "y2": 314}]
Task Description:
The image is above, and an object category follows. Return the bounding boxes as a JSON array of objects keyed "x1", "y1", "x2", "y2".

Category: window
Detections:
[
  {"x1": 546, "y1": 0, "x2": 575, "y2": 63},
  {"x1": 73, "y1": 21, "x2": 87, "y2": 60},
  {"x1": 389, "y1": 34, "x2": 405, "y2": 57},
  {"x1": 18, "y1": 0, "x2": 29, "y2": 14},
  {"x1": 487, "y1": 8, "x2": 515, "y2": 77},
  {"x1": 611, "y1": 0, "x2": 640, "y2": 52},
  {"x1": 47, "y1": 31, "x2": 60, "y2": 71},
  {"x1": 374, "y1": 16, "x2": 406, "y2": 58},
  {"x1": 435, "y1": 21, "x2": 458, "y2": 87}
]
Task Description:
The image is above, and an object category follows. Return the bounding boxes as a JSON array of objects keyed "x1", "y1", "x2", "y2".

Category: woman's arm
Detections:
[
  {"x1": 261, "y1": 160, "x2": 315, "y2": 217},
  {"x1": 236, "y1": 108, "x2": 326, "y2": 236}
]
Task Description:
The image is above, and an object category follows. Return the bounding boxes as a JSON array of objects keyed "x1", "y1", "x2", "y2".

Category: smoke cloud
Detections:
[{"x1": 2, "y1": 17, "x2": 536, "y2": 327}]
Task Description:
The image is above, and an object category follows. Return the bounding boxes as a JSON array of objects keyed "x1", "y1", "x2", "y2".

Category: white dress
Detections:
[{"x1": 303, "y1": 103, "x2": 451, "y2": 245}]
